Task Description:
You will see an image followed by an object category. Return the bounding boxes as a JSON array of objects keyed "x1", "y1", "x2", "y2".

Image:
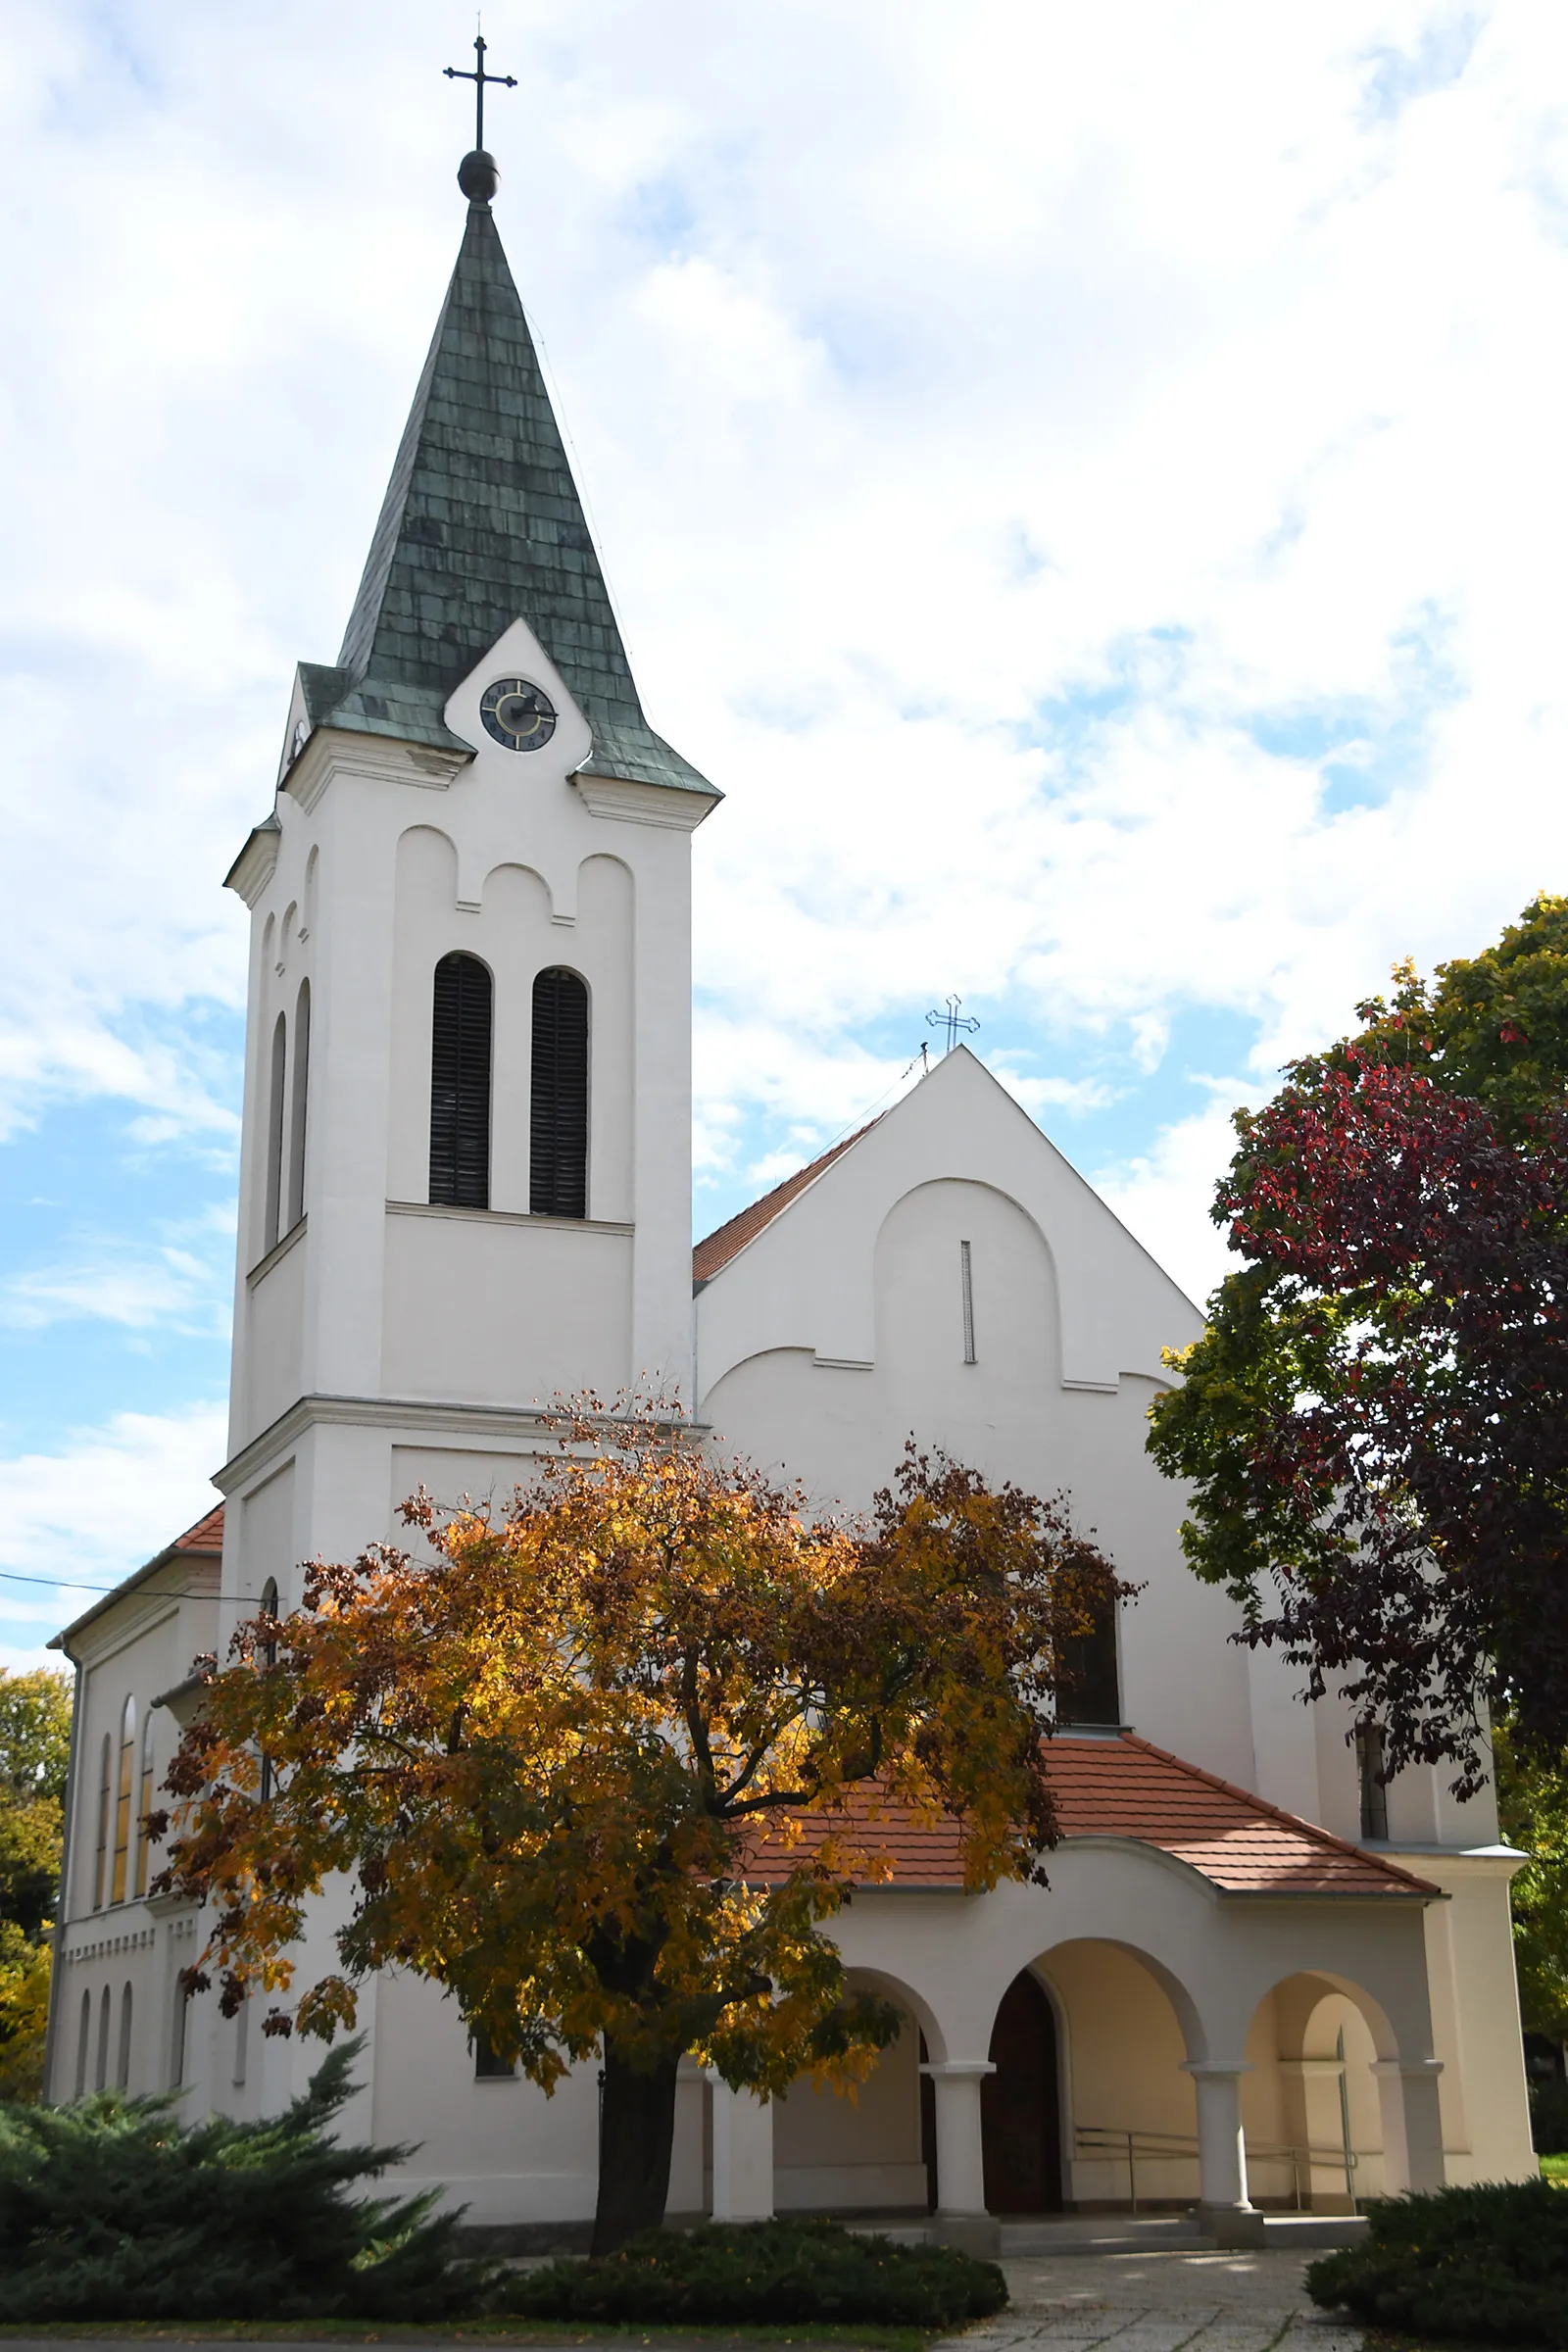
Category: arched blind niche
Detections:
[
  {"x1": 285, "y1": 980, "x2": 311, "y2": 1231},
  {"x1": 530, "y1": 968, "x2": 589, "y2": 1219},
  {"x1": 264, "y1": 1012, "x2": 287, "y2": 1252},
  {"x1": 429, "y1": 954, "x2": 493, "y2": 1209}
]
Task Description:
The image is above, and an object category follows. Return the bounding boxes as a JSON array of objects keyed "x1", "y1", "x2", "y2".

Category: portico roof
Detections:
[
  {"x1": 742, "y1": 1733, "x2": 1439, "y2": 1899},
  {"x1": 1049, "y1": 1733, "x2": 1439, "y2": 1897}
]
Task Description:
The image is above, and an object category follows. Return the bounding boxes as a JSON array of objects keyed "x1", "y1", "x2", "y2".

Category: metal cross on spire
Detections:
[
  {"x1": 926, "y1": 995, "x2": 980, "y2": 1055},
  {"x1": 444, "y1": 30, "x2": 517, "y2": 154}
]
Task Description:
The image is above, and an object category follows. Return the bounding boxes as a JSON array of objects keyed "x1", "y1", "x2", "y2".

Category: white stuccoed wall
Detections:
[{"x1": 696, "y1": 1048, "x2": 1265, "y2": 1789}]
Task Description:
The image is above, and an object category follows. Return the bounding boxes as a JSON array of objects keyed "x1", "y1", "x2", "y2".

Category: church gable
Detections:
[{"x1": 694, "y1": 1048, "x2": 1202, "y2": 1406}]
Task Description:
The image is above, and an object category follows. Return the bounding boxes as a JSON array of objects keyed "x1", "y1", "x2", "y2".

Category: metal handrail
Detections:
[{"x1": 1074, "y1": 2124, "x2": 1359, "y2": 2214}]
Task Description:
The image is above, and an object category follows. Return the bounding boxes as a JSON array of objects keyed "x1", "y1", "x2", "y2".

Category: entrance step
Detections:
[
  {"x1": 1259, "y1": 2212, "x2": 1369, "y2": 2247},
  {"x1": 1001, "y1": 2216, "x2": 1214, "y2": 2256}
]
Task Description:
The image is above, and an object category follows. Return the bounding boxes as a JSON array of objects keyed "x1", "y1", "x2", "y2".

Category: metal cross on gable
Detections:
[
  {"x1": 926, "y1": 995, "x2": 980, "y2": 1055},
  {"x1": 444, "y1": 30, "x2": 517, "y2": 152}
]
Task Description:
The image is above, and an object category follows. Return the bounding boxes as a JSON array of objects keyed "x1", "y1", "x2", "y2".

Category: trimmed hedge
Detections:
[
  {"x1": 1306, "y1": 2179, "x2": 1568, "y2": 2347},
  {"x1": 0, "y1": 2039, "x2": 490, "y2": 2323},
  {"x1": 498, "y1": 2217, "x2": 1008, "y2": 2328}
]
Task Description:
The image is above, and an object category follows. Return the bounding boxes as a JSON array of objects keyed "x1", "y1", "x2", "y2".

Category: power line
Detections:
[{"x1": 0, "y1": 1567, "x2": 122, "y2": 1595}]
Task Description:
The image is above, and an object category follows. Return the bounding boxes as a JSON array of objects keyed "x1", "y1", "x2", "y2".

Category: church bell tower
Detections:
[{"x1": 219, "y1": 136, "x2": 718, "y2": 1614}]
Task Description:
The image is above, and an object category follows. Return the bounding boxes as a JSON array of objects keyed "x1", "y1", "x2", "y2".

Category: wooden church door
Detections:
[{"x1": 981, "y1": 1969, "x2": 1063, "y2": 2213}]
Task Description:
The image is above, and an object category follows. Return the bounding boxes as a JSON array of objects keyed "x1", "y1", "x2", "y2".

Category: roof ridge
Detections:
[
  {"x1": 693, "y1": 1117, "x2": 884, "y2": 1287},
  {"x1": 1117, "y1": 1732, "x2": 1437, "y2": 1893}
]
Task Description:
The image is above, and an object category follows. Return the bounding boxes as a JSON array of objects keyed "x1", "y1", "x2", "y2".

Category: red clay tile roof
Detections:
[
  {"x1": 1049, "y1": 1734, "x2": 1438, "y2": 1897},
  {"x1": 172, "y1": 1504, "x2": 224, "y2": 1553},
  {"x1": 693, "y1": 1121, "x2": 882, "y2": 1287},
  {"x1": 740, "y1": 1735, "x2": 1436, "y2": 1899}
]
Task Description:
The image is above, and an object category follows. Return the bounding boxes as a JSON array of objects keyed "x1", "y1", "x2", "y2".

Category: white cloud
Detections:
[
  {"x1": 3, "y1": 0, "x2": 1568, "y2": 1306},
  {"x1": 1096, "y1": 1096, "x2": 1253, "y2": 1309},
  {"x1": 0, "y1": 1233, "x2": 232, "y2": 1335},
  {"x1": 0, "y1": 1404, "x2": 228, "y2": 1670}
]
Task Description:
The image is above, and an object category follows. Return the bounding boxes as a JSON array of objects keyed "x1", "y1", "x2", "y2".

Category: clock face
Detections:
[{"x1": 480, "y1": 677, "x2": 557, "y2": 753}]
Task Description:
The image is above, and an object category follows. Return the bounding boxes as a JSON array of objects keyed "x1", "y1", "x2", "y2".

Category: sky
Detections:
[{"x1": 3, "y1": 1, "x2": 1568, "y2": 1668}]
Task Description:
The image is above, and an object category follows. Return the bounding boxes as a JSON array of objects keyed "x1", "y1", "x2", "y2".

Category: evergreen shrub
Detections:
[
  {"x1": 1531, "y1": 2077, "x2": 1568, "y2": 2155},
  {"x1": 1306, "y1": 2179, "x2": 1568, "y2": 2346},
  {"x1": 0, "y1": 2039, "x2": 490, "y2": 2323},
  {"x1": 499, "y1": 2216, "x2": 1007, "y2": 2328}
]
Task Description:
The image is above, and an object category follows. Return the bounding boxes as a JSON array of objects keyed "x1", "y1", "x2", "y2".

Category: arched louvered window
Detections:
[
  {"x1": 429, "y1": 954, "x2": 492, "y2": 1209},
  {"x1": 264, "y1": 1012, "x2": 287, "y2": 1252},
  {"x1": 530, "y1": 968, "x2": 589, "y2": 1219}
]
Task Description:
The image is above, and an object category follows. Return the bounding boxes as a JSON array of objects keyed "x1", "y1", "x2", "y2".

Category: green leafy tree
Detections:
[
  {"x1": 0, "y1": 1668, "x2": 73, "y2": 2100},
  {"x1": 1493, "y1": 1720, "x2": 1568, "y2": 2047},
  {"x1": 1331, "y1": 892, "x2": 1568, "y2": 1134}
]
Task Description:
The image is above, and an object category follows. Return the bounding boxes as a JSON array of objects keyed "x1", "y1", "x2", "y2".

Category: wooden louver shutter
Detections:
[
  {"x1": 429, "y1": 953, "x2": 492, "y2": 1209},
  {"x1": 530, "y1": 967, "x2": 588, "y2": 1218}
]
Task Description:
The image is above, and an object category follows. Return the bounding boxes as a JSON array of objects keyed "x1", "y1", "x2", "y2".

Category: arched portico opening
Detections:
[
  {"x1": 1034, "y1": 1938, "x2": 1201, "y2": 2213},
  {"x1": 769, "y1": 1971, "x2": 936, "y2": 2220},
  {"x1": 1254, "y1": 1971, "x2": 1411, "y2": 2210}
]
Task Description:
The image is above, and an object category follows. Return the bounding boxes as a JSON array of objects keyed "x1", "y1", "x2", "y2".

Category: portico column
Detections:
[
  {"x1": 1182, "y1": 2060, "x2": 1264, "y2": 2246},
  {"x1": 706, "y1": 2073, "x2": 774, "y2": 2221},
  {"x1": 1372, "y1": 2059, "x2": 1446, "y2": 2194},
  {"x1": 920, "y1": 2059, "x2": 999, "y2": 2256}
]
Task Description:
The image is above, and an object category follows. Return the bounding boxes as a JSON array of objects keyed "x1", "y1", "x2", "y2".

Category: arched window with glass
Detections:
[
  {"x1": 111, "y1": 1698, "x2": 135, "y2": 1905},
  {"x1": 133, "y1": 1713, "x2": 157, "y2": 1897}
]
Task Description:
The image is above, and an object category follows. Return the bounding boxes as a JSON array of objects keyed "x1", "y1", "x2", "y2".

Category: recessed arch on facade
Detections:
[{"x1": 872, "y1": 1176, "x2": 1062, "y2": 1400}]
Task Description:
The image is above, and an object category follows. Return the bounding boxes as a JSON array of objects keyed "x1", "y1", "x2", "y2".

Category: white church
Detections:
[{"x1": 45, "y1": 141, "x2": 1535, "y2": 2253}]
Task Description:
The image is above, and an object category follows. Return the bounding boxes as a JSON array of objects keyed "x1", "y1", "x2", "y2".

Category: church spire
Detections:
[{"x1": 295, "y1": 154, "x2": 711, "y2": 798}]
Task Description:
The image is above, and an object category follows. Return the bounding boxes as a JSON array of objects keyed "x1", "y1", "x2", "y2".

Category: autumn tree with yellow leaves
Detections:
[{"x1": 154, "y1": 1406, "x2": 1121, "y2": 2250}]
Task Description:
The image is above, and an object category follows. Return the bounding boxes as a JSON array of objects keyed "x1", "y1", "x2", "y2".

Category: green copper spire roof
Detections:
[{"x1": 302, "y1": 191, "x2": 713, "y2": 798}]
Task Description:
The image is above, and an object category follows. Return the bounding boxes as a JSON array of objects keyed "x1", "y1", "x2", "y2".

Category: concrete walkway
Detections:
[{"x1": 948, "y1": 2249, "x2": 1362, "y2": 2351}]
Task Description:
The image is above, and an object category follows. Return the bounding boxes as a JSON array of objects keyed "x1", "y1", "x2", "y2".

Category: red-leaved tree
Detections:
[{"x1": 1149, "y1": 1047, "x2": 1568, "y2": 1790}]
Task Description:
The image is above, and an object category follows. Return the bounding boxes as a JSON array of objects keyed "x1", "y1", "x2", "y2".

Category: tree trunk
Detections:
[{"x1": 591, "y1": 2035, "x2": 681, "y2": 2254}]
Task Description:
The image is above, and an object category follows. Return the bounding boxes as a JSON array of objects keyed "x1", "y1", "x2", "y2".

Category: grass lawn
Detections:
[{"x1": 1542, "y1": 2151, "x2": 1568, "y2": 2185}]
